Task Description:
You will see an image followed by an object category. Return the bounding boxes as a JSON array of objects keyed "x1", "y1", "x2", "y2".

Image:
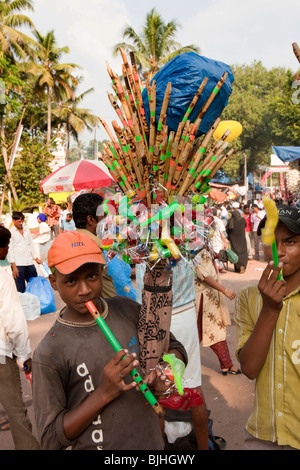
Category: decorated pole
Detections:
[{"x1": 85, "y1": 301, "x2": 164, "y2": 417}]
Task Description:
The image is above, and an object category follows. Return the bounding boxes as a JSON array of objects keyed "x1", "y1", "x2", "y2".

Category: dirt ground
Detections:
[{"x1": 0, "y1": 256, "x2": 267, "y2": 451}]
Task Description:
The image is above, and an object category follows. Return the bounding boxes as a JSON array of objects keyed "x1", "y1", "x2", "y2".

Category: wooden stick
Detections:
[
  {"x1": 100, "y1": 149, "x2": 126, "y2": 189},
  {"x1": 153, "y1": 82, "x2": 172, "y2": 168},
  {"x1": 165, "y1": 122, "x2": 184, "y2": 196},
  {"x1": 181, "y1": 77, "x2": 209, "y2": 125},
  {"x1": 113, "y1": 72, "x2": 133, "y2": 128},
  {"x1": 123, "y1": 127, "x2": 145, "y2": 185},
  {"x1": 122, "y1": 64, "x2": 136, "y2": 114},
  {"x1": 170, "y1": 120, "x2": 192, "y2": 192},
  {"x1": 178, "y1": 117, "x2": 221, "y2": 196},
  {"x1": 161, "y1": 131, "x2": 174, "y2": 196},
  {"x1": 107, "y1": 92, "x2": 133, "y2": 134},
  {"x1": 196, "y1": 148, "x2": 234, "y2": 193},
  {"x1": 132, "y1": 113, "x2": 151, "y2": 205},
  {"x1": 129, "y1": 52, "x2": 149, "y2": 137},
  {"x1": 102, "y1": 143, "x2": 133, "y2": 192},
  {"x1": 111, "y1": 120, "x2": 140, "y2": 190},
  {"x1": 191, "y1": 72, "x2": 228, "y2": 140},
  {"x1": 292, "y1": 42, "x2": 300, "y2": 64},
  {"x1": 157, "y1": 125, "x2": 169, "y2": 186},
  {"x1": 190, "y1": 141, "x2": 230, "y2": 192},
  {"x1": 147, "y1": 78, "x2": 157, "y2": 165}
]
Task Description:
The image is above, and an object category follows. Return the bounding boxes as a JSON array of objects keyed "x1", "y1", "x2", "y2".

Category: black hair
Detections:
[
  {"x1": 12, "y1": 211, "x2": 24, "y2": 220},
  {"x1": 0, "y1": 226, "x2": 11, "y2": 247},
  {"x1": 72, "y1": 193, "x2": 104, "y2": 229}
]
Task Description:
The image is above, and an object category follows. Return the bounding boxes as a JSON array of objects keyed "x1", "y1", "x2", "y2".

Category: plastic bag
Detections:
[
  {"x1": 106, "y1": 255, "x2": 136, "y2": 300},
  {"x1": 25, "y1": 276, "x2": 56, "y2": 314},
  {"x1": 142, "y1": 52, "x2": 234, "y2": 137},
  {"x1": 225, "y1": 248, "x2": 239, "y2": 264},
  {"x1": 18, "y1": 292, "x2": 40, "y2": 320}
]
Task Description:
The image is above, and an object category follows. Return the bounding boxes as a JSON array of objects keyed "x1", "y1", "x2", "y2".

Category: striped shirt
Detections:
[{"x1": 234, "y1": 285, "x2": 300, "y2": 449}]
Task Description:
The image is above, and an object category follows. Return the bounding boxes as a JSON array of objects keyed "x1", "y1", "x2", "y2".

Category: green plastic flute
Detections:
[{"x1": 85, "y1": 301, "x2": 164, "y2": 417}]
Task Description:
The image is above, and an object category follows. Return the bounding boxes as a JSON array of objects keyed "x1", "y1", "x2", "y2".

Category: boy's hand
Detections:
[
  {"x1": 143, "y1": 367, "x2": 172, "y2": 396},
  {"x1": 258, "y1": 261, "x2": 287, "y2": 312},
  {"x1": 100, "y1": 349, "x2": 138, "y2": 402}
]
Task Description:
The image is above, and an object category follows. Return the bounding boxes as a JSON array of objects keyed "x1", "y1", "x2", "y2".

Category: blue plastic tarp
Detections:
[
  {"x1": 272, "y1": 146, "x2": 300, "y2": 163},
  {"x1": 142, "y1": 52, "x2": 234, "y2": 137}
]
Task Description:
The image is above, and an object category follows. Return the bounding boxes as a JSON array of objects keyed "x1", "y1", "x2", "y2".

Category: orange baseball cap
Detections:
[{"x1": 48, "y1": 230, "x2": 106, "y2": 274}]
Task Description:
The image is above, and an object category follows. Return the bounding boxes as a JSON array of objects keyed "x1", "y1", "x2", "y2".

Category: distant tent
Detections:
[
  {"x1": 272, "y1": 146, "x2": 300, "y2": 163},
  {"x1": 210, "y1": 170, "x2": 232, "y2": 184}
]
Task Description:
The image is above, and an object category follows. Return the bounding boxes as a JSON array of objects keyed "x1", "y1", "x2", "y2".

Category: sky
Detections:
[{"x1": 26, "y1": 0, "x2": 300, "y2": 143}]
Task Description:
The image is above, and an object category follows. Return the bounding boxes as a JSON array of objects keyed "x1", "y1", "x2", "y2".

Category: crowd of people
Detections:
[
  {"x1": 0, "y1": 191, "x2": 300, "y2": 451},
  {"x1": 208, "y1": 199, "x2": 267, "y2": 274}
]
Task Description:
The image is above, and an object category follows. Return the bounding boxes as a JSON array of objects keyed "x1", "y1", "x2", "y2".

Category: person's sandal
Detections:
[{"x1": 221, "y1": 367, "x2": 242, "y2": 376}]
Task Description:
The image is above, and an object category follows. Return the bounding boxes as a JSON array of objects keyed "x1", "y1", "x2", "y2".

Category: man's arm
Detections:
[
  {"x1": 33, "y1": 348, "x2": 139, "y2": 448},
  {"x1": 62, "y1": 350, "x2": 138, "y2": 440}
]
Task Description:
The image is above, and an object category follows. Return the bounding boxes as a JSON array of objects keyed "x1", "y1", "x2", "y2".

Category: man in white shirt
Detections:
[
  {"x1": 250, "y1": 204, "x2": 264, "y2": 260},
  {"x1": 7, "y1": 211, "x2": 41, "y2": 292},
  {"x1": 0, "y1": 226, "x2": 40, "y2": 449}
]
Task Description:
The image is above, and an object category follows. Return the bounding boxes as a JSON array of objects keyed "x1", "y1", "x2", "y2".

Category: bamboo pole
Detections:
[
  {"x1": 102, "y1": 143, "x2": 133, "y2": 192},
  {"x1": 190, "y1": 141, "x2": 230, "y2": 192},
  {"x1": 132, "y1": 113, "x2": 151, "y2": 205},
  {"x1": 190, "y1": 72, "x2": 228, "y2": 141},
  {"x1": 195, "y1": 148, "x2": 234, "y2": 194},
  {"x1": 147, "y1": 78, "x2": 156, "y2": 165},
  {"x1": 129, "y1": 52, "x2": 149, "y2": 137},
  {"x1": 181, "y1": 77, "x2": 209, "y2": 126},
  {"x1": 157, "y1": 125, "x2": 169, "y2": 186},
  {"x1": 177, "y1": 117, "x2": 221, "y2": 196},
  {"x1": 165, "y1": 122, "x2": 184, "y2": 197},
  {"x1": 107, "y1": 92, "x2": 132, "y2": 134},
  {"x1": 161, "y1": 131, "x2": 174, "y2": 195},
  {"x1": 169, "y1": 120, "x2": 193, "y2": 192},
  {"x1": 292, "y1": 42, "x2": 300, "y2": 64},
  {"x1": 153, "y1": 82, "x2": 172, "y2": 171},
  {"x1": 112, "y1": 120, "x2": 141, "y2": 190}
]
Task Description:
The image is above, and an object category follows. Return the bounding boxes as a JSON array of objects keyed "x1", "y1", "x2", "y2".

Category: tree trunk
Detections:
[
  {"x1": 0, "y1": 114, "x2": 18, "y2": 204},
  {"x1": 46, "y1": 86, "x2": 51, "y2": 147}
]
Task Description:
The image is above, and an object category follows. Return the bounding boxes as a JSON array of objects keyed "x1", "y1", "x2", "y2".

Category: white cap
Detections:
[{"x1": 232, "y1": 202, "x2": 240, "y2": 208}]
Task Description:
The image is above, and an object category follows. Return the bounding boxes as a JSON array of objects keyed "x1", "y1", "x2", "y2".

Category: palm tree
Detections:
[
  {"x1": 51, "y1": 86, "x2": 99, "y2": 157},
  {"x1": 0, "y1": 0, "x2": 37, "y2": 60},
  {"x1": 30, "y1": 30, "x2": 81, "y2": 146},
  {"x1": 113, "y1": 8, "x2": 200, "y2": 79}
]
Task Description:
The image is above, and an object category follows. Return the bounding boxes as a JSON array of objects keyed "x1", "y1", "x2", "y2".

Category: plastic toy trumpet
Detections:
[
  {"x1": 85, "y1": 301, "x2": 165, "y2": 417},
  {"x1": 261, "y1": 196, "x2": 284, "y2": 280}
]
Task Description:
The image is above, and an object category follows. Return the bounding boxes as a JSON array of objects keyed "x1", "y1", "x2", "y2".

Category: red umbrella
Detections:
[{"x1": 40, "y1": 159, "x2": 113, "y2": 193}]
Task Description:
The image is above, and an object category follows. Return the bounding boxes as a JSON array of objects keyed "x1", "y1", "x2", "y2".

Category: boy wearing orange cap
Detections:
[{"x1": 32, "y1": 231, "x2": 187, "y2": 450}]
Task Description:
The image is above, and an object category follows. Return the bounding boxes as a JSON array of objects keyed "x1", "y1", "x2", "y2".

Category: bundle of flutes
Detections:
[{"x1": 99, "y1": 49, "x2": 236, "y2": 204}]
